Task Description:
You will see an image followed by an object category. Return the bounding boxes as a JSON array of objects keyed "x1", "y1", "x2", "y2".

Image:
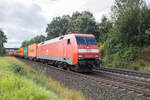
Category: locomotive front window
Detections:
[
  {"x1": 76, "y1": 36, "x2": 86, "y2": 44},
  {"x1": 76, "y1": 36, "x2": 96, "y2": 45}
]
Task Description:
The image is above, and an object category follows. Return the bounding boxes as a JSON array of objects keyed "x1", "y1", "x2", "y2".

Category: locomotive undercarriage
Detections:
[
  {"x1": 70, "y1": 59, "x2": 101, "y2": 72},
  {"x1": 37, "y1": 58, "x2": 101, "y2": 73}
]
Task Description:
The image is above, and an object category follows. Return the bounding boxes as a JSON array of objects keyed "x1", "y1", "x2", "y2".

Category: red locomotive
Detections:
[
  {"x1": 9, "y1": 33, "x2": 101, "y2": 72},
  {"x1": 37, "y1": 33, "x2": 101, "y2": 72}
]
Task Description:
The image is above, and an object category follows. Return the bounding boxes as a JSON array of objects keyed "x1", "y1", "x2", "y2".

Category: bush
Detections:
[
  {"x1": 99, "y1": 43, "x2": 104, "y2": 58},
  {"x1": 11, "y1": 64, "x2": 27, "y2": 76},
  {"x1": 129, "y1": 64, "x2": 139, "y2": 70},
  {"x1": 102, "y1": 38, "x2": 137, "y2": 68}
]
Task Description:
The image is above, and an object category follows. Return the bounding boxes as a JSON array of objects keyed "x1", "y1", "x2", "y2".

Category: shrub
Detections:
[
  {"x1": 102, "y1": 38, "x2": 137, "y2": 68},
  {"x1": 11, "y1": 64, "x2": 27, "y2": 76},
  {"x1": 99, "y1": 43, "x2": 104, "y2": 58}
]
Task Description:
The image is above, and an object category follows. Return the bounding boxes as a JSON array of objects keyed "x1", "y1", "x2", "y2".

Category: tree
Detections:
[
  {"x1": 21, "y1": 35, "x2": 46, "y2": 47},
  {"x1": 46, "y1": 15, "x2": 70, "y2": 40},
  {"x1": 67, "y1": 11, "x2": 99, "y2": 38},
  {"x1": 111, "y1": 0, "x2": 150, "y2": 46},
  {"x1": 0, "y1": 29, "x2": 7, "y2": 54},
  {"x1": 21, "y1": 41, "x2": 29, "y2": 47},
  {"x1": 98, "y1": 16, "x2": 112, "y2": 43},
  {"x1": 45, "y1": 11, "x2": 99, "y2": 41},
  {"x1": 102, "y1": 0, "x2": 150, "y2": 67}
]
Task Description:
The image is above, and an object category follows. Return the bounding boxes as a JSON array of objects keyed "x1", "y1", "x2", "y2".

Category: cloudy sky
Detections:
[{"x1": 0, "y1": 0, "x2": 115, "y2": 48}]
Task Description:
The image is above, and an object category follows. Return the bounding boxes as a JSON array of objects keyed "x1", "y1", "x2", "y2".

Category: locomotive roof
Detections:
[{"x1": 39, "y1": 33, "x2": 95, "y2": 46}]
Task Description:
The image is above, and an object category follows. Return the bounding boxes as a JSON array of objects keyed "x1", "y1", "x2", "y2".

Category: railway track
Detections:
[
  {"x1": 93, "y1": 69, "x2": 150, "y2": 85},
  {"x1": 21, "y1": 58, "x2": 150, "y2": 98},
  {"x1": 45, "y1": 65, "x2": 150, "y2": 97},
  {"x1": 38, "y1": 63, "x2": 150, "y2": 97},
  {"x1": 99, "y1": 67, "x2": 150, "y2": 79},
  {"x1": 92, "y1": 70, "x2": 150, "y2": 96}
]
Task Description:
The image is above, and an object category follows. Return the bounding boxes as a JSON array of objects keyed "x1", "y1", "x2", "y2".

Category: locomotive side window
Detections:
[
  {"x1": 75, "y1": 36, "x2": 96, "y2": 45},
  {"x1": 67, "y1": 39, "x2": 71, "y2": 45}
]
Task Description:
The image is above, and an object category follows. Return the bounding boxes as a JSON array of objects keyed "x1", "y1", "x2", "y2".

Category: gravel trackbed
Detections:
[{"x1": 21, "y1": 59, "x2": 149, "y2": 100}]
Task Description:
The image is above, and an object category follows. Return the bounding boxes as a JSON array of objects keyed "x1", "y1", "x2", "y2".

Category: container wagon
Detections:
[
  {"x1": 28, "y1": 43, "x2": 38, "y2": 60},
  {"x1": 18, "y1": 48, "x2": 23, "y2": 57},
  {"x1": 8, "y1": 51, "x2": 14, "y2": 55},
  {"x1": 23, "y1": 46, "x2": 28, "y2": 58}
]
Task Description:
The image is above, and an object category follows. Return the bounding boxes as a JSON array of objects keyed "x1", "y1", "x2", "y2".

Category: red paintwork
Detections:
[
  {"x1": 37, "y1": 33, "x2": 100, "y2": 65},
  {"x1": 37, "y1": 34, "x2": 78, "y2": 65},
  {"x1": 76, "y1": 34, "x2": 99, "y2": 59},
  {"x1": 8, "y1": 51, "x2": 14, "y2": 55}
]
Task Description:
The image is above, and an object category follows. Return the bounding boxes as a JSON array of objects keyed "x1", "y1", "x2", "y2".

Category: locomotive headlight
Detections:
[
  {"x1": 79, "y1": 55, "x2": 83, "y2": 57},
  {"x1": 95, "y1": 55, "x2": 99, "y2": 57}
]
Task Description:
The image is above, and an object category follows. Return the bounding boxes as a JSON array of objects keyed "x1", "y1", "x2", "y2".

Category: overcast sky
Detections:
[{"x1": 0, "y1": 0, "x2": 115, "y2": 48}]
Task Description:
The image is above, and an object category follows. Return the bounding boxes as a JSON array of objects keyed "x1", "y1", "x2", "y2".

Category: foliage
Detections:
[
  {"x1": 67, "y1": 11, "x2": 99, "y2": 37},
  {"x1": 98, "y1": 16, "x2": 112, "y2": 43},
  {"x1": 46, "y1": 15, "x2": 70, "y2": 40},
  {"x1": 10, "y1": 64, "x2": 27, "y2": 76},
  {"x1": 22, "y1": 11, "x2": 109, "y2": 47},
  {"x1": 103, "y1": 37, "x2": 137, "y2": 67},
  {"x1": 21, "y1": 35, "x2": 46, "y2": 47},
  {"x1": 0, "y1": 29, "x2": 7, "y2": 55},
  {"x1": 99, "y1": 0, "x2": 150, "y2": 69},
  {"x1": 46, "y1": 11, "x2": 99, "y2": 40},
  {"x1": 111, "y1": 0, "x2": 150, "y2": 46},
  {"x1": 99, "y1": 43, "x2": 104, "y2": 58}
]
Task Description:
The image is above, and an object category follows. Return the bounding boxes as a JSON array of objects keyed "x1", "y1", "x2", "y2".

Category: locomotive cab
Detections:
[{"x1": 72, "y1": 34, "x2": 101, "y2": 72}]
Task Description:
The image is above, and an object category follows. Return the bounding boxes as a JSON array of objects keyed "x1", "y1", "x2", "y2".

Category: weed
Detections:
[{"x1": 11, "y1": 63, "x2": 27, "y2": 76}]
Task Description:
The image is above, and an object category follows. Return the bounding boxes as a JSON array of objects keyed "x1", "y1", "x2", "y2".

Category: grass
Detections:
[
  {"x1": 0, "y1": 57, "x2": 87, "y2": 100},
  {"x1": 130, "y1": 46, "x2": 150, "y2": 72}
]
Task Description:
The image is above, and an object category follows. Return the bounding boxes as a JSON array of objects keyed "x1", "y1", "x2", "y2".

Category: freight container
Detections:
[
  {"x1": 23, "y1": 46, "x2": 28, "y2": 57},
  {"x1": 14, "y1": 50, "x2": 17, "y2": 56},
  {"x1": 8, "y1": 51, "x2": 14, "y2": 55},
  {"x1": 28, "y1": 43, "x2": 38, "y2": 59},
  {"x1": 18, "y1": 48, "x2": 23, "y2": 57}
]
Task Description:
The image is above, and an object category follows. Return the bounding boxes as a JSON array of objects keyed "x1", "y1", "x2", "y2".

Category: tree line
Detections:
[
  {"x1": 21, "y1": 10, "x2": 113, "y2": 47},
  {"x1": 21, "y1": 11, "x2": 104, "y2": 47},
  {"x1": 21, "y1": 35, "x2": 45, "y2": 47},
  {"x1": 0, "y1": 29, "x2": 7, "y2": 55}
]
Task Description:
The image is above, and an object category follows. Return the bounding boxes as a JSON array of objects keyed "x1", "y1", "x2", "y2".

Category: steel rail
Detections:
[
  {"x1": 93, "y1": 70, "x2": 150, "y2": 88},
  {"x1": 99, "y1": 67, "x2": 150, "y2": 79},
  {"x1": 41, "y1": 63, "x2": 150, "y2": 96}
]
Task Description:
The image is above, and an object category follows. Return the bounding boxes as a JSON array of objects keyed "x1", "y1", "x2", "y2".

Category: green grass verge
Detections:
[
  {"x1": 0, "y1": 57, "x2": 87, "y2": 100},
  {"x1": 0, "y1": 58, "x2": 62, "y2": 100}
]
